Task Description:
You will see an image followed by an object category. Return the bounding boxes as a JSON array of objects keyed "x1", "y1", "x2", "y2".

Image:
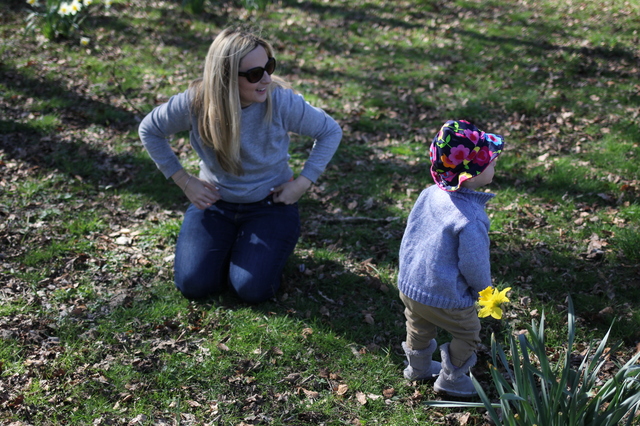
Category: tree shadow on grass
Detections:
[
  {"x1": 0, "y1": 63, "x2": 190, "y2": 210},
  {"x1": 282, "y1": 0, "x2": 427, "y2": 30},
  {"x1": 170, "y1": 252, "x2": 410, "y2": 375},
  {"x1": 1, "y1": 126, "x2": 185, "y2": 209},
  {"x1": 453, "y1": 27, "x2": 639, "y2": 91}
]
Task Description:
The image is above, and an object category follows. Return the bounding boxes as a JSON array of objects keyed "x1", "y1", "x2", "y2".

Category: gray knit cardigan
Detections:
[{"x1": 398, "y1": 185, "x2": 495, "y2": 309}]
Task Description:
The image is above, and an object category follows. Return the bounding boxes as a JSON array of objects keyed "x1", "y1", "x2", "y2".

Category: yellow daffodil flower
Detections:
[{"x1": 478, "y1": 286, "x2": 511, "y2": 319}]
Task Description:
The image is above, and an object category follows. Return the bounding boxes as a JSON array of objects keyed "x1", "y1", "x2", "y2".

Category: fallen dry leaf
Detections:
[
  {"x1": 599, "y1": 306, "x2": 614, "y2": 316},
  {"x1": 363, "y1": 313, "x2": 375, "y2": 325},
  {"x1": 300, "y1": 388, "x2": 319, "y2": 399},
  {"x1": 336, "y1": 383, "x2": 349, "y2": 396},
  {"x1": 446, "y1": 412, "x2": 472, "y2": 425}
]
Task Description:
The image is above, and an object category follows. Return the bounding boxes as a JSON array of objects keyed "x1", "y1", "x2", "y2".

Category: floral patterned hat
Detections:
[{"x1": 430, "y1": 120, "x2": 505, "y2": 191}]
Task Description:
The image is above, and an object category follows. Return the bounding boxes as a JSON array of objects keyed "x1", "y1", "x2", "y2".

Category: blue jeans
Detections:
[{"x1": 174, "y1": 195, "x2": 300, "y2": 303}]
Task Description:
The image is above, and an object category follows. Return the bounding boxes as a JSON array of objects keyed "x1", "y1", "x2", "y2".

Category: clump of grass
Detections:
[
  {"x1": 427, "y1": 297, "x2": 640, "y2": 425},
  {"x1": 614, "y1": 227, "x2": 640, "y2": 263}
]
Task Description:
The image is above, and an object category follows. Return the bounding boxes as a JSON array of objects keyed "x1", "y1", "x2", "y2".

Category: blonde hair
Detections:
[{"x1": 190, "y1": 27, "x2": 289, "y2": 176}]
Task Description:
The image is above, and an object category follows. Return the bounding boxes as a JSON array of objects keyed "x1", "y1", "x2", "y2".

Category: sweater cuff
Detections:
[{"x1": 300, "y1": 167, "x2": 321, "y2": 184}]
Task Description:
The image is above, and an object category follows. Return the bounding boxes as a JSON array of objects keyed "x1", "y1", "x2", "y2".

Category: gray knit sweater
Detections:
[
  {"x1": 398, "y1": 185, "x2": 495, "y2": 309},
  {"x1": 138, "y1": 86, "x2": 342, "y2": 203}
]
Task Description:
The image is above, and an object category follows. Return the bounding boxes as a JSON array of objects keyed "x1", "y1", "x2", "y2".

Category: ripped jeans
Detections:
[{"x1": 174, "y1": 195, "x2": 300, "y2": 303}]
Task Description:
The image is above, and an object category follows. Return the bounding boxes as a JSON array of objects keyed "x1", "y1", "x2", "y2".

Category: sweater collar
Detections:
[{"x1": 450, "y1": 186, "x2": 496, "y2": 205}]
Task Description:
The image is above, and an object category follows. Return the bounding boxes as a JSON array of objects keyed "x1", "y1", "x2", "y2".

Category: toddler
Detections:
[{"x1": 398, "y1": 119, "x2": 505, "y2": 397}]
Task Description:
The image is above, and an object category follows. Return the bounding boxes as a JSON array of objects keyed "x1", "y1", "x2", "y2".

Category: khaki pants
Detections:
[{"x1": 400, "y1": 292, "x2": 481, "y2": 367}]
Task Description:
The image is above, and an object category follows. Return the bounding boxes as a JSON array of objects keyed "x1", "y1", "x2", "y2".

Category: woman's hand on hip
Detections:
[
  {"x1": 272, "y1": 176, "x2": 312, "y2": 205},
  {"x1": 172, "y1": 169, "x2": 220, "y2": 209},
  {"x1": 185, "y1": 177, "x2": 220, "y2": 209}
]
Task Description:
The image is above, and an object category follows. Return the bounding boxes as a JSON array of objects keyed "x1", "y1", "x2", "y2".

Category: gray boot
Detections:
[
  {"x1": 402, "y1": 339, "x2": 441, "y2": 381},
  {"x1": 433, "y1": 342, "x2": 478, "y2": 397}
]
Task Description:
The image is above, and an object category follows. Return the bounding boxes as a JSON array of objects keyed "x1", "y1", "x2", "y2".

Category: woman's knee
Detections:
[
  {"x1": 175, "y1": 275, "x2": 220, "y2": 300},
  {"x1": 231, "y1": 272, "x2": 278, "y2": 304}
]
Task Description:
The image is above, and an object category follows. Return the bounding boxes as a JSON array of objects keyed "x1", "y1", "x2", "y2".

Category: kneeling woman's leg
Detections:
[
  {"x1": 174, "y1": 203, "x2": 238, "y2": 299},
  {"x1": 229, "y1": 201, "x2": 300, "y2": 303}
]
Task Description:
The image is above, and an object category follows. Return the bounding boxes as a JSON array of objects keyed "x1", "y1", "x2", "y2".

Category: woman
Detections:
[{"x1": 139, "y1": 27, "x2": 342, "y2": 303}]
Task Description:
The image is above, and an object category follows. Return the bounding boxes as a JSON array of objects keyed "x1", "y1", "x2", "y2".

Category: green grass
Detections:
[{"x1": 2, "y1": 0, "x2": 640, "y2": 424}]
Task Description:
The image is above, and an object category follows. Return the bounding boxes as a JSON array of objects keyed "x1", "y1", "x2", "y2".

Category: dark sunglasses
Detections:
[{"x1": 238, "y1": 57, "x2": 276, "y2": 83}]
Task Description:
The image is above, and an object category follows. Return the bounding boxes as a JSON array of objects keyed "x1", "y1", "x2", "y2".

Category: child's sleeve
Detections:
[{"x1": 457, "y1": 222, "x2": 492, "y2": 294}]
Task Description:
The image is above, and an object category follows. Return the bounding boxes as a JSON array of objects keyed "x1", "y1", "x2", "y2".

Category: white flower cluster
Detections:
[
  {"x1": 58, "y1": 0, "x2": 87, "y2": 16},
  {"x1": 25, "y1": 0, "x2": 113, "y2": 15}
]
